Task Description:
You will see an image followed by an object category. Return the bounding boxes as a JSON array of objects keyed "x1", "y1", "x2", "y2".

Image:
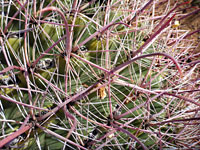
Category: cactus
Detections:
[{"x1": 0, "y1": 0, "x2": 199, "y2": 150}]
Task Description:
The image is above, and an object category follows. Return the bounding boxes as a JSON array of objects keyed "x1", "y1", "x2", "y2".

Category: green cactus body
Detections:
[
  {"x1": 0, "y1": 1, "x2": 196, "y2": 149},
  {"x1": 38, "y1": 23, "x2": 62, "y2": 51},
  {"x1": 5, "y1": 37, "x2": 23, "y2": 63}
]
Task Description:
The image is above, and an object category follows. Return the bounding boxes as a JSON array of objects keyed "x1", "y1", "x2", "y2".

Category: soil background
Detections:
[{"x1": 156, "y1": 0, "x2": 200, "y2": 55}]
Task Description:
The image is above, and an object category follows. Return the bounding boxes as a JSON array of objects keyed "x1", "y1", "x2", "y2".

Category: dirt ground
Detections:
[
  {"x1": 155, "y1": 0, "x2": 199, "y2": 52},
  {"x1": 154, "y1": 0, "x2": 200, "y2": 59},
  {"x1": 178, "y1": 0, "x2": 200, "y2": 54}
]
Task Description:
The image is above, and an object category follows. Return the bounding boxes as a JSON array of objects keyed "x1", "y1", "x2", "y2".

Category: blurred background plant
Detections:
[{"x1": 0, "y1": 0, "x2": 199, "y2": 149}]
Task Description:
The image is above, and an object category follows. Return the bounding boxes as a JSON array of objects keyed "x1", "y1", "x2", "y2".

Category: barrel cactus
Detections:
[{"x1": 0, "y1": 0, "x2": 199, "y2": 149}]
